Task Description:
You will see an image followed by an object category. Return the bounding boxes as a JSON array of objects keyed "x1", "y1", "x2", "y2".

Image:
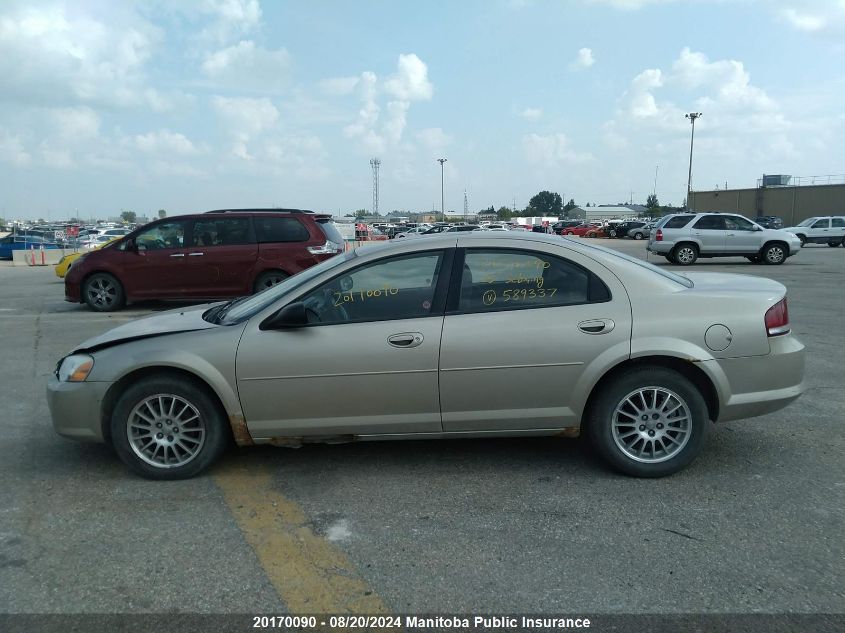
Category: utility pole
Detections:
[
  {"x1": 369, "y1": 158, "x2": 381, "y2": 217},
  {"x1": 685, "y1": 112, "x2": 702, "y2": 211},
  {"x1": 463, "y1": 189, "x2": 468, "y2": 222},
  {"x1": 437, "y1": 158, "x2": 447, "y2": 222},
  {"x1": 653, "y1": 165, "x2": 659, "y2": 197}
]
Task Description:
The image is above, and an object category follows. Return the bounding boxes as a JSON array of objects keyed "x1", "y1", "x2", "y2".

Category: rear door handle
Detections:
[
  {"x1": 578, "y1": 319, "x2": 615, "y2": 335},
  {"x1": 169, "y1": 253, "x2": 185, "y2": 258},
  {"x1": 188, "y1": 252, "x2": 204, "y2": 256},
  {"x1": 388, "y1": 332, "x2": 424, "y2": 348}
]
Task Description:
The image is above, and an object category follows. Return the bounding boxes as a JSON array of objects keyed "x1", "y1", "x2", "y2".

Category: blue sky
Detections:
[{"x1": 1, "y1": 0, "x2": 843, "y2": 220}]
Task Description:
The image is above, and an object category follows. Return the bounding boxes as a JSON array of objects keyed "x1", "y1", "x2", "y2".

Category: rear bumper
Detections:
[{"x1": 705, "y1": 334, "x2": 805, "y2": 423}]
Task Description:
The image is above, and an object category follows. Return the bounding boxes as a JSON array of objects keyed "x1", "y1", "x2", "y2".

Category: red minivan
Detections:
[{"x1": 65, "y1": 209, "x2": 345, "y2": 311}]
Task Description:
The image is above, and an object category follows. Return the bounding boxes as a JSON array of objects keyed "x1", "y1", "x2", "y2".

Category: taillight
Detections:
[
  {"x1": 765, "y1": 297, "x2": 790, "y2": 336},
  {"x1": 307, "y1": 240, "x2": 343, "y2": 255},
  {"x1": 655, "y1": 229, "x2": 663, "y2": 241}
]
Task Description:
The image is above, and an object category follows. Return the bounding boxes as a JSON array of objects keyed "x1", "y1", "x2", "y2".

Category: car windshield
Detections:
[
  {"x1": 796, "y1": 217, "x2": 818, "y2": 226},
  {"x1": 211, "y1": 251, "x2": 355, "y2": 324}
]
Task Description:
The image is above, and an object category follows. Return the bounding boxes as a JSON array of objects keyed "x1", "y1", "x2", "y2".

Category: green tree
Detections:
[
  {"x1": 354, "y1": 209, "x2": 369, "y2": 219},
  {"x1": 496, "y1": 206, "x2": 513, "y2": 220},
  {"x1": 526, "y1": 190, "x2": 563, "y2": 216},
  {"x1": 158, "y1": 209, "x2": 167, "y2": 219},
  {"x1": 646, "y1": 194, "x2": 659, "y2": 210},
  {"x1": 564, "y1": 198, "x2": 577, "y2": 212},
  {"x1": 120, "y1": 210, "x2": 137, "y2": 223}
]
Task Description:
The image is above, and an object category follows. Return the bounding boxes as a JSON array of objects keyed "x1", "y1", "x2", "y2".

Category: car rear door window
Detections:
[
  {"x1": 457, "y1": 249, "x2": 609, "y2": 313},
  {"x1": 190, "y1": 218, "x2": 252, "y2": 246},
  {"x1": 693, "y1": 216, "x2": 725, "y2": 230},
  {"x1": 254, "y1": 217, "x2": 310, "y2": 243},
  {"x1": 832, "y1": 218, "x2": 845, "y2": 228},
  {"x1": 299, "y1": 251, "x2": 445, "y2": 325}
]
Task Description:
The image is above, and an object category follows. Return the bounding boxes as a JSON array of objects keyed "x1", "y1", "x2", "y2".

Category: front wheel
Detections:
[
  {"x1": 110, "y1": 375, "x2": 229, "y2": 480},
  {"x1": 83, "y1": 273, "x2": 125, "y2": 312},
  {"x1": 586, "y1": 367, "x2": 709, "y2": 477},
  {"x1": 762, "y1": 243, "x2": 787, "y2": 265}
]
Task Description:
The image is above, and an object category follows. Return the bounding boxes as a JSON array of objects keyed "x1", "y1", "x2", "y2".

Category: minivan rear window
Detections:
[
  {"x1": 316, "y1": 218, "x2": 344, "y2": 245},
  {"x1": 254, "y1": 217, "x2": 310, "y2": 243}
]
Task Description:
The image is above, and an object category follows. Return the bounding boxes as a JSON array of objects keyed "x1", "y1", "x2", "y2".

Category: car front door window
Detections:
[
  {"x1": 299, "y1": 251, "x2": 445, "y2": 325},
  {"x1": 135, "y1": 221, "x2": 186, "y2": 251}
]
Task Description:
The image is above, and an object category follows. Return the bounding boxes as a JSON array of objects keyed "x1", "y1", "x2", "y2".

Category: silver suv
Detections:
[{"x1": 647, "y1": 213, "x2": 802, "y2": 265}]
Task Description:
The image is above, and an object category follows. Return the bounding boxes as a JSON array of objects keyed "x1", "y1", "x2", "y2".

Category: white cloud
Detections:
[
  {"x1": 587, "y1": 0, "x2": 674, "y2": 9},
  {"x1": 0, "y1": 5, "x2": 160, "y2": 109},
  {"x1": 212, "y1": 96, "x2": 280, "y2": 159},
  {"x1": 520, "y1": 107, "x2": 543, "y2": 120},
  {"x1": 0, "y1": 129, "x2": 31, "y2": 166},
  {"x1": 135, "y1": 130, "x2": 200, "y2": 156},
  {"x1": 570, "y1": 48, "x2": 595, "y2": 70},
  {"x1": 384, "y1": 101, "x2": 410, "y2": 143},
  {"x1": 384, "y1": 54, "x2": 433, "y2": 101},
  {"x1": 523, "y1": 133, "x2": 592, "y2": 166},
  {"x1": 198, "y1": 0, "x2": 262, "y2": 43},
  {"x1": 202, "y1": 40, "x2": 291, "y2": 91},
  {"x1": 319, "y1": 76, "x2": 360, "y2": 96},
  {"x1": 415, "y1": 128, "x2": 453, "y2": 150},
  {"x1": 780, "y1": 8, "x2": 827, "y2": 32}
]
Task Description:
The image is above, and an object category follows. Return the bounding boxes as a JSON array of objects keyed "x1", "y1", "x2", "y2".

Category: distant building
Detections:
[
  {"x1": 690, "y1": 176, "x2": 845, "y2": 225},
  {"x1": 586, "y1": 206, "x2": 641, "y2": 222}
]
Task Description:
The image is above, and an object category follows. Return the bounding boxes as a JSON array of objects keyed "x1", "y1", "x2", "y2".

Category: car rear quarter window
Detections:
[
  {"x1": 254, "y1": 217, "x2": 310, "y2": 243},
  {"x1": 457, "y1": 249, "x2": 609, "y2": 313},
  {"x1": 661, "y1": 215, "x2": 695, "y2": 229},
  {"x1": 316, "y1": 218, "x2": 344, "y2": 245}
]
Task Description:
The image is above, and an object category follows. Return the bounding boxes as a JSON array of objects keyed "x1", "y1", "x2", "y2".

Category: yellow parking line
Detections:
[{"x1": 213, "y1": 458, "x2": 388, "y2": 614}]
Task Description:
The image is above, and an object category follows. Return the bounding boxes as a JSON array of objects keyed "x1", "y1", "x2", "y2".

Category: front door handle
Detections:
[
  {"x1": 578, "y1": 319, "x2": 615, "y2": 335},
  {"x1": 388, "y1": 332, "x2": 424, "y2": 348},
  {"x1": 169, "y1": 253, "x2": 185, "y2": 258},
  {"x1": 188, "y1": 252, "x2": 204, "y2": 256}
]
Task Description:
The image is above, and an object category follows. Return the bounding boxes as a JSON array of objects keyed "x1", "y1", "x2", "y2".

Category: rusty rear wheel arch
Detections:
[
  {"x1": 101, "y1": 366, "x2": 247, "y2": 448},
  {"x1": 582, "y1": 356, "x2": 720, "y2": 427}
]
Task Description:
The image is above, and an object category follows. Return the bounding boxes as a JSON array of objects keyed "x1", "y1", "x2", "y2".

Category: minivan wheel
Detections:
[
  {"x1": 672, "y1": 244, "x2": 698, "y2": 265},
  {"x1": 83, "y1": 273, "x2": 125, "y2": 312},
  {"x1": 586, "y1": 367, "x2": 709, "y2": 477},
  {"x1": 762, "y1": 243, "x2": 787, "y2": 265},
  {"x1": 253, "y1": 270, "x2": 289, "y2": 293},
  {"x1": 110, "y1": 375, "x2": 228, "y2": 480}
]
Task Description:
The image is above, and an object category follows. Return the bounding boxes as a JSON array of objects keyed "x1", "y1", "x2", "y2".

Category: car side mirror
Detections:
[{"x1": 261, "y1": 301, "x2": 309, "y2": 330}]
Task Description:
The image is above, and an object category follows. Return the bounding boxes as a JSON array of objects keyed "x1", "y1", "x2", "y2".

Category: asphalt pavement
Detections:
[{"x1": 0, "y1": 239, "x2": 842, "y2": 619}]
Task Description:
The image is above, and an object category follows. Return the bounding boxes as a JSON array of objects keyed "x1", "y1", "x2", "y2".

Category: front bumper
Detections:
[
  {"x1": 46, "y1": 375, "x2": 112, "y2": 442},
  {"x1": 64, "y1": 278, "x2": 81, "y2": 303},
  {"x1": 705, "y1": 334, "x2": 805, "y2": 423}
]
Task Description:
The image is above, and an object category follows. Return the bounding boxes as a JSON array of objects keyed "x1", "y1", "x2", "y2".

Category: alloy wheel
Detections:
[
  {"x1": 86, "y1": 277, "x2": 117, "y2": 309},
  {"x1": 611, "y1": 387, "x2": 692, "y2": 463},
  {"x1": 127, "y1": 394, "x2": 206, "y2": 468}
]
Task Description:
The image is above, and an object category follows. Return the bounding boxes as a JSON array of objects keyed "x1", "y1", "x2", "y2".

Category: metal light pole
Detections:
[
  {"x1": 685, "y1": 112, "x2": 702, "y2": 210},
  {"x1": 437, "y1": 158, "x2": 447, "y2": 222}
]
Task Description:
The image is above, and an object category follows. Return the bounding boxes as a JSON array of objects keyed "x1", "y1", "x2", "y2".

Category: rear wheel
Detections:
[
  {"x1": 110, "y1": 375, "x2": 229, "y2": 480},
  {"x1": 82, "y1": 273, "x2": 125, "y2": 312},
  {"x1": 633, "y1": 232, "x2": 644, "y2": 240},
  {"x1": 664, "y1": 255, "x2": 675, "y2": 264},
  {"x1": 253, "y1": 270, "x2": 289, "y2": 293},
  {"x1": 672, "y1": 243, "x2": 698, "y2": 266},
  {"x1": 586, "y1": 367, "x2": 709, "y2": 477},
  {"x1": 762, "y1": 242, "x2": 787, "y2": 265}
]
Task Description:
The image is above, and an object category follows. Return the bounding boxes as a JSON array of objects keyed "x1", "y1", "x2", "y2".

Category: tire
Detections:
[
  {"x1": 585, "y1": 367, "x2": 709, "y2": 477},
  {"x1": 609, "y1": 230, "x2": 617, "y2": 238},
  {"x1": 828, "y1": 242, "x2": 839, "y2": 248},
  {"x1": 633, "y1": 232, "x2": 644, "y2": 240},
  {"x1": 253, "y1": 270, "x2": 289, "y2": 293},
  {"x1": 82, "y1": 273, "x2": 125, "y2": 312},
  {"x1": 110, "y1": 374, "x2": 229, "y2": 480},
  {"x1": 664, "y1": 255, "x2": 675, "y2": 263},
  {"x1": 762, "y1": 242, "x2": 787, "y2": 265},
  {"x1": 796, "y1": 234, "x2": 806, "y2": 247},
  {"x1": 672, "y1": 243, "x2": 698, "y2": 266}
]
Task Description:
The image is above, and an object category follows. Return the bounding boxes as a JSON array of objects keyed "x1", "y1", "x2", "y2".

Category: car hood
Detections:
[
  {"x1": 681, "y1": 272, "x2": 786, "y2": 296},
  {"x1": 73, "y1": 303, "x2": 221, "y2": 353}
]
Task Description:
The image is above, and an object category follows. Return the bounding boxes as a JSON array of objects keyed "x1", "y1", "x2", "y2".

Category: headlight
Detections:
[{"x1": 57, "y1": 354, "x2": 94, "y2": 382}]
